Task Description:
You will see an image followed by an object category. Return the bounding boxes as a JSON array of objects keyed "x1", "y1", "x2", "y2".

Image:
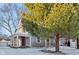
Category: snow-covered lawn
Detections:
[
  {"x1": 0, "y1": 47, "x2": 52, "y2": 55},
  {"x1": 0, "y1": 46, "x2": 79, "y2": 55},
  {"x1": 44, "y1": 46, "x2": 79, "y2": 55}
]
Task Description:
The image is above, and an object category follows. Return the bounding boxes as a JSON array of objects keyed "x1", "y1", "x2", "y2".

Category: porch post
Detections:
[
  {"x1": 49, "y1": 38, "x2": 51, "y2": 48},
  {"x1": 45, "y1": 40, "x2": 47, "y2": 47},
  {"x1": 16, "y1": 35, "x2": 19, "y2": 47},
  {"x1": 29, "y1": 37, "x2": 31, "y2": 47}
]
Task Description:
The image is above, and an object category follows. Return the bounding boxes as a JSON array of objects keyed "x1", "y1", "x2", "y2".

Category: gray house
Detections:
[
  {"x1": 9, "y1": 19, "x2": 48, "y2": 48},
  {"x1": 10, "y1": 19, "x2": 72, "y2": 48},
  {"x1": 9, "y1": 32, "x2": 47, "y2": 48}
]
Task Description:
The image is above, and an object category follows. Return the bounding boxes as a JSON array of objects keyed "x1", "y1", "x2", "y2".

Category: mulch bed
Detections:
[{"x1": 41, "y1": 50, "x2": 66, "y2": 55}]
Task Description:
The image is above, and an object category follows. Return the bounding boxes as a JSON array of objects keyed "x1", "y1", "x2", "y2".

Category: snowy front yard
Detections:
[
  {"x1": 44, "y1": 46, "x2": 79, "y2": 55},
  {"x1": 0, "y1": 46, "x2": 79, "y2": 55},
  {"x1": 0, "y1": 47, "x2": 52, "y2": 55}
]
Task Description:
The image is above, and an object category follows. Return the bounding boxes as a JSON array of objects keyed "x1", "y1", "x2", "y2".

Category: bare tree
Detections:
[{"x1": 0, "y1": 4, "x2": 24, "y2": 35}]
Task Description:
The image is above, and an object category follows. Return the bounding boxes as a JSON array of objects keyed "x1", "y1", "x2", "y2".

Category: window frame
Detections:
[{"x1": 36, "y1": 38, "x2": 41, "y2": 43}]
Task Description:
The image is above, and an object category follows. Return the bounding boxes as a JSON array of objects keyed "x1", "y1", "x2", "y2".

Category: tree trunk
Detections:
[
  {"x1": 77, "y1": 38, "x2": 79, "y2": 49},
  {"x1": 55, "y1": 32, "x2": 60, "y2": 52}
]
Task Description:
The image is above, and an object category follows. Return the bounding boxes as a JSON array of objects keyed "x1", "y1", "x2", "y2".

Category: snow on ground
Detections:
[
  {"x1": 0, "y1": 47, "x2": 52, "y2": 55},
  {"x1": 45, "y1": 46, "x2": 79, "y2": 55},
  {"x1": 0, "y1": 46, "x2": 79, "y2": 55}
]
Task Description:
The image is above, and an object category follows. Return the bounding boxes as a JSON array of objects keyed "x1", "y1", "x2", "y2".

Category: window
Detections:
[
  {"x1": 36, "y1": 39, "x2": 41, "y2": 43},
  {"x1": 47, "y1": 39, "x2": 49, "y2": 42},
  {"x1": 14, "y1": 36, "x2": 17, "y2": 39}
]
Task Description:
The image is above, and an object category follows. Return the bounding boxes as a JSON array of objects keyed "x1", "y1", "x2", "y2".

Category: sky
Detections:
[{"x1": 0, "y1": 3, "x2": 27, "y2": 36}]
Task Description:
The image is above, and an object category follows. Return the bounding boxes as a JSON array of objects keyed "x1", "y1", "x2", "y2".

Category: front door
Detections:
[{"x1": 21, "y1": 36, "x2": 26, "y2": 47}]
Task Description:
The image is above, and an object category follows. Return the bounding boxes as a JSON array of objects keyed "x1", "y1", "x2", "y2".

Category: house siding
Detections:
[{"x1": 31, "y1": 37, "x2": 45, "y2": 47}]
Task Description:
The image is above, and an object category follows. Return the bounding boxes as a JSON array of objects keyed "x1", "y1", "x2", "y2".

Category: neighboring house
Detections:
[
  {"x1": 0, "y1": 39, "x2": 8, "y2": 47},
  {"x1": 0, "y1": 35, "x2": 10, "y2": 47}
]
